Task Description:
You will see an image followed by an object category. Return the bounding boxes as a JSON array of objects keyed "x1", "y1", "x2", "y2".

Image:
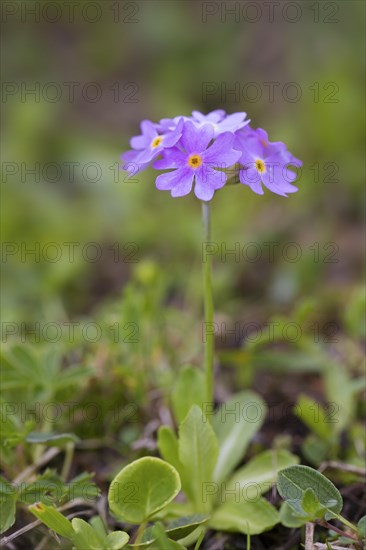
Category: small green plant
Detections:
[
  {"x1": 27, "y1": 458, "x2": 201, "y2": 549},
  {"x1": 277, "y1": 465, "x2": 365, "y2": 548},
  {"x1": 29, "y1": 503, "x2": 130, "y2": 550},
  {"x1": 157, "y1": 395, "x2": 299, "y2": 538}
]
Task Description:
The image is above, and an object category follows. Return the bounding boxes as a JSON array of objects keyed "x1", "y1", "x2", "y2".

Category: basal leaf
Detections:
[
  {"x1": 71, "y1": 518, "x2": 105, "y2": 549},
  {"x1": 29, "y1": 502, "x2": 75, "y2": 539},
  {"x1": 108, "y1": 457, "x2": 181, "y2": 524},
  {"x1": 226, "y1": 449, "x2": 299, "y2": 501},
  {"x1": 213, "y1": 391, "x2": 266, "y2": 483},
  {"x1": 105, "y1": 530, "x2": 130, "y2": 549},
  {"x1": 178, "y1": 406, "x2": 218, "y2": 513},
  {"x1": 157, "y1": 426, "x2": 188, "y2": 492},
  {"x1": 166, "y1": 514, "x2": 209, "y2": 540},
  {"x1": 210, "y1": 498, "x2": 279, "y2": 535}
]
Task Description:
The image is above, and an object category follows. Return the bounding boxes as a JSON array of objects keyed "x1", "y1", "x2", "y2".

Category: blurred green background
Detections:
[
  {"x1": 1, "y1": 0, "x2": 364, "y2": 335},
  {"x1": 1, "y1": 3, "x2": 365, "y2": 529}
]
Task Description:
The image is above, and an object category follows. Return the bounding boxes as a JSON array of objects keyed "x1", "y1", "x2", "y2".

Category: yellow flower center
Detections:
[
  {"x1": 255, "y1": 159, "x2": 266, "y2": 173},
  {"x1": 188, "y1": 154, "x2": 203, "y2": 169},
  {"x1": 151, "y1": 136, "x2": 163, "y2": 148}
]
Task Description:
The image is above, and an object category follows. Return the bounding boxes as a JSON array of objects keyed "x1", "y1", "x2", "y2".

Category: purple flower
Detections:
[
  {"x1": 120, "y1": 113, "x2": 302, "y2": 200},
  {"x1": 121, "y1": 118, "x2": 184, "y2": 175},
  {"x1": 235, "y1": 127, "x2": 302, "y2": 196},
  {"x1": 153, "y1": 121, "x2": 241, "y2": 201},
  {"x1": 191, "y1": 110, "x2": 250, "y2": 136}
]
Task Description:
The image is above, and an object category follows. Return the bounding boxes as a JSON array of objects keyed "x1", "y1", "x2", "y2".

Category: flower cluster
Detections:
[{"x1": 121, "y1": 110, "x2": 302, "y2": 201}]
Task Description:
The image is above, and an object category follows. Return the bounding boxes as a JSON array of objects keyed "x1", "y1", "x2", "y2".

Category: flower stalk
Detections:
[{"x1": 202, "y1": 201, "x2": 214, "y2": 409}]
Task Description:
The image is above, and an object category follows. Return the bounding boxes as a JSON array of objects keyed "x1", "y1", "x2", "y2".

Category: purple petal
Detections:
[
  {"x1": 192, "y1": 109, "x2": 226, "y2": 124},
  {"x1": 235, "y1": 132, "x2": 265, "y2": 165},
  {"x1": 153, "y1": 147, "x2": 187, "y2": 169},
  {"x1": 130, "y1": 134, "x2": 150, "y2": 149},
  {"x1": 121, "y1": 150, "x2": 140, "y2": 162},
  {"x1": 194, "y1": 166, "x2": 227, "y2": 201},
  {"x1": 163, "y1": 117, "x2": 184, "y2": 147},
  {"x1": 130, "y1": 120, "x2": 158, "y2": 150},
  {"x1": 156, "y1": 167, "x2": 194, "y2": 197},
  {"x1": 202, "y1": 133, "x2": 241, "y2": 167},
  {"x1": 181, "y1": 121, "x2": 214, "y2": 153},
  {"x1": 239, "y1": 167, "x2": 264, "y2": 194},
  {"x1": 140, "y1": 120, "x2": 158, "y2": 139},
  {"x1": 170, "y1": 169, "x2": 195, "y2": 197},
  {"x1": 137, "y1": 146, "x2": 162, "y2": 164},
  {"x1": 262, "y1": 164, "x2": 298, "y2": 196},
  {"x1": 156, "y1": 116, "x2": 189, "y2": 133},
  {"x1": 216, "y1": 112, "x2": 249, "y2": 134}
]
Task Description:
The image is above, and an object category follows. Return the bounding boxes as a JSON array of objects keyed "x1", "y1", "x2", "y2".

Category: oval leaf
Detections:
[
  {"x1": 105, "y1": 531, "x2": 130, "y2": 549},
  {"x1": 227, "y1": 449, "x2": 299, "y2": 500},
  {"x1": 108, "y1": 457, "x2": 181, "y2": 524},
  {"x1": 277, "y1": 465, "x2": 343, "y2": 519},
  {"x1": 210, "y1": 498, "x2": 279, "y2": 535}
]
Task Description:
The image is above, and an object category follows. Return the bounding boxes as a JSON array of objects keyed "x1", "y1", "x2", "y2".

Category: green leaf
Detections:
[
  {"x1": 157, "y1": 427, "x2": 186, "y2": 487},
  {"x1": 302, "y1": 488, "x2": 325, "y2": 517},
  {"x1": 105, "y1": 531, "x2": 130, "y2": 549},
  {"x1": 295, "y1": 395, "x2": 331, "y2": 440},
  {"x1": 166, "y1": 515, "x2": 209, "y2": 540},
  {"x1": 343, "y1": 286, "x2": 366, "y2": 338},
  {"x1": 28, "y1": 502, "x2": 75, "y2": 539},
  {"x1": 277, "y1": 465, "x2": 343, "y2": 520},
  {"x1": 150, "y1": 523, "x2": 187, "y2": 550},
  {"x1": 210, "y1": 498, "x2": 279, "y2": 534},
  {"x1": 194, "y1": 529, "x2": 205, "y2": 550},
  {"x1": 139, "y1": 515, "x2": 208, "y2": 545},
  {"x1": 71, "y1": 518, "x2": 106, "y2": 549},
  {"x1": 128, "y1": 536, "x2": 155, "y2": 549},
  {"x1": 137, "y1": 514, "x2": 209, "y2": 547},
  {"x1": 357, "y1": 515, "x2": 366, "y2": 537},
  {"x1": 108, "y1": 457, "x2": 181, "y2": 524},
  {"x1": 178, "y1": 406, "x2": 218, "y2": 512},
  {"x1": 323, "y1": 364, "x2": 355, "y2": 434},
  {"x1": 279, "y1": 501, "x2": 307, "y2": 528},
  {"x1": 26, "y1": 432, "x2": 79, "y2": 446},
  {"x1": 19, "y1": 471, "x2": 100, "y2": 506},
  {"x1": 0, "y1": 478, "x2": 17, "y2": 534},
  {"x1": 89, "y1": 515, "x2": 107, "y2": 537},
  {"x1": 171, "y1": 366, "x2": 205, "y2": 424},
  {"x1": 226, "y1": 449, "x2": 299, "y2": 501},
  {"x1": 213, "y1": 392, "x2": 266, "y2": 483},
  {"x1": 302, "y1": 434, "x2": 330, "y2": 466}
]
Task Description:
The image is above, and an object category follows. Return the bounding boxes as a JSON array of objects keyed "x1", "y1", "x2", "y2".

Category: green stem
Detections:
[
  {"x1": 328, "y1": 512, "x2": 359, "y2": 533},
  {"x1": 134, "y1": 522, "x2": 147, "y2": 545},
  {"x1": 202, "y1": 201, "x2": 214, "y2": 409},
  {"x1": 61, "y1": 443, "x2": 75, "y2": 481}
]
